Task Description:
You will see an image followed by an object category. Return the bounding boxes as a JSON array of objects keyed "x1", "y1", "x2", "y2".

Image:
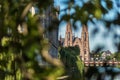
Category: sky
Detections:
[{"x1": 54, "y1": 0, "x2": 120, "y2": 53}]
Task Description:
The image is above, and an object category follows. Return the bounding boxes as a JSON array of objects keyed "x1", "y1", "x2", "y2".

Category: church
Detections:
[{"x1": 60, "y1": 22, "x2": 90, "y2": 61}]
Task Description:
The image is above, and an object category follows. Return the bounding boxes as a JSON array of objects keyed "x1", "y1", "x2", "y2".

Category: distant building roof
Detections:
[
  {"x1": 73, "y1": 37, "x2": 81, "y2": 42},
  {"x1": 102, "y1": 50, "x2": 112, "y2": 54}
]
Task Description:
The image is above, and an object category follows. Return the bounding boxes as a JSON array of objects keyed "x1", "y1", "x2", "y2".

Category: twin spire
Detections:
[{"x1": 60, "y1": 21, "x2": 90, "y2": 61}]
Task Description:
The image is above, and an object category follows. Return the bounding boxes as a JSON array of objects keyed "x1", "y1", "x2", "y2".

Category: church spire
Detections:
[
  {"x1": 64, "y1": 21, "x2": 73, "y2": 47},
  {"x1": 63, "y1": 24, "x2": 90, "y2": 61},
  {"x1": 81, "y1": 25, "x2": 90, "y2": 61}
]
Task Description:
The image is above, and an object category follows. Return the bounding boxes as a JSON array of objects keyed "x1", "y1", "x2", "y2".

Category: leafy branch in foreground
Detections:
[{"x1": 0, "y1": 0, "x2": 64, "y2": 80}]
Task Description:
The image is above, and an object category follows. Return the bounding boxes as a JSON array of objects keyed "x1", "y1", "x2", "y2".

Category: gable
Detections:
[{"x1": 73, "y1": 38, "x2": 81, "y2": 46}]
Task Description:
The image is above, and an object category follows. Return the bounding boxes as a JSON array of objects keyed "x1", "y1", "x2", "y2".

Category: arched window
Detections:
[
  {"x1": 84, "y1": 50, "x2": 86, "y2": 54},
  {"x1": 68, "y1": 32, "x2": 70, "y2": 40},
  {"x1": 84, "y1": 32, "x2": 86, "y2": 41},
  {"x1": 80, "y1": 56, "x2": 82, "y2": 59}
]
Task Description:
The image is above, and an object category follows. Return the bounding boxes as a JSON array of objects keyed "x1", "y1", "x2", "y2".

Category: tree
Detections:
[
  {"x1": 0, "y1": 0, "x2": 120, "y2": 80},
  {"x1": 59, "y1": 46, "x2": 84, "y2": 80},
  {"x1": 114, "y1": 52, "x2": 120, "y2": 61},
  {"x1": 106, "y1": 55, "x2": 113, "y2": 61},
  {"x1": 0, "y1": 0, "x2": 63, "y2": 80}
]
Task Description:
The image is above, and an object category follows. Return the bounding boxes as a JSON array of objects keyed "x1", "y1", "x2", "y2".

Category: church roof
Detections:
[{"x1": 73, "y1": 37, "x2": 81, "y2": 42}]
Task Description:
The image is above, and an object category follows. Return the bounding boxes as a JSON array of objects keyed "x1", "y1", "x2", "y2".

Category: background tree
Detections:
[
  {"x1": 106, "y1": 55, "x2": 113, "y2": 61},
  {"x1": 114, "y1": 52, "x2": 120, "y2": 61},
  {"x1": 59, "y1": 46, "x2": 84, "y2": 80}
]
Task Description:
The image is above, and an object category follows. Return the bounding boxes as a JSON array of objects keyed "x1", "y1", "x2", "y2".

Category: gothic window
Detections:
[
  {"x1": 84, "y1": 50, "x2": 86, "y2": 54},
  {"x1": 80, "y1": 56, "x2": 82, "y2": 59},
  {"x1": 84, "y1": 32, "x2": 86, "y2": 41},
  {"x1": 68, "y1": 32, "x2": 70, "y2": 40},
  {"x1": 68, "y1": 42, "x2": 70, "y2": 46}
]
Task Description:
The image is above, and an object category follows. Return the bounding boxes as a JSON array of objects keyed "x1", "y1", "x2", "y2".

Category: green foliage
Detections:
[
  {"x1": 106, "y1": 56, "x2": 113, "y2": 61},
  {"x1": 60, "y1": 0, "x2": 120, "y2": 34},
  {"x1": 59, "y1": 46, "x2": 84, "y2": 80},
  {"x1": 1, "y1": 37, "x2": 10, "y2": 47},
  {"x1": 114, "y1": 52, "x2": 120, "y2": 61},
  {"x1": 76, "y1": 56, "x2": 84, "y2": 75},
  {"x1": 0, "y1": 0, "x2": 119, "y2": 80},
  {"x1": 0, "y1": 0, "x2": 63, "y2": 80},
  {"x1": 0, "y1": 52, "x2": 22, "y2": 80}
]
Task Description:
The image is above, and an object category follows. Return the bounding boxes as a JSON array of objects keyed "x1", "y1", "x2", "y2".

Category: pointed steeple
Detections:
[
  {"x1": 64, "y1": 21, "x2": 73, "y2": 47},
  {"x1": 81, "y1": 25, "x2": 90, "y2": 61},
  {"x1": 82, "y1": 25, "x2": 88, "y2": 33}
]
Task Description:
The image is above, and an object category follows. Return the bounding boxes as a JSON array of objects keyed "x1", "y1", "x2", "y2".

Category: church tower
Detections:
[
  {"x1": 81, "y1": 25, "x2": 90, "y2": 61},
  {"x1": 64, "y1": 22, "x2": 73, "y2": 47},
  {"x1": 63, "y1": 23, "x2": 90, "y2": 61}
]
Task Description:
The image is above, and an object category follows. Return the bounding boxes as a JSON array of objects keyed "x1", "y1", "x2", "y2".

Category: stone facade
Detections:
[
  {"x1": 61, "y1": 22, "x2": 90, "y2": 61},
  {"x1": 64, "y1": 22, "x2": 73, "y2": 47}
]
